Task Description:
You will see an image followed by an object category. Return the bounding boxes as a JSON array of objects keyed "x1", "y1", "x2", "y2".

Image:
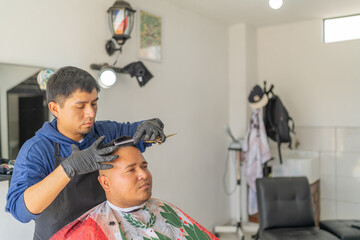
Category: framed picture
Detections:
[{"x1": 139, "y1": 10, "x2": 162, "y2": 62}]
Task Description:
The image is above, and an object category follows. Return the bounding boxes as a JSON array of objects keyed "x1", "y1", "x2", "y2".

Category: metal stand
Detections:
[{"x1": 214, "y1": 144, "x2": 245, "y2": 240}]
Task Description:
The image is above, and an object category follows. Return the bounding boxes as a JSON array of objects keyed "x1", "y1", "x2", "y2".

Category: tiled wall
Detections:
[{"x1": 270, "y1": 126, "x2": 360, "y2": 220}]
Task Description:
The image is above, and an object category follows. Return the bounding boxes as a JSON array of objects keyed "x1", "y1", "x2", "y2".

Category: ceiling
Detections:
[{"x1": 165, "y1": 0, "x2": 360, "y2": 27}]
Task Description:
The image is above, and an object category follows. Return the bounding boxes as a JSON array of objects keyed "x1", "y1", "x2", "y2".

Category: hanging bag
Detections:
[{"x1": 263, "y1": 82, "x2": 295, "y2": 164}]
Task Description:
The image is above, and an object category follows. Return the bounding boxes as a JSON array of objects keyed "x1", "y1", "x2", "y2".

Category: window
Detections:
[{"x1": 323, "y1": 14, "x2": 360, "y2": 43}]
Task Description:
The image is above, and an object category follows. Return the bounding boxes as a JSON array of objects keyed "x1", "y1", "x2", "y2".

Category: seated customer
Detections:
[{"x1": 51, "y1": 137, "x2": 218, "y2": 240}]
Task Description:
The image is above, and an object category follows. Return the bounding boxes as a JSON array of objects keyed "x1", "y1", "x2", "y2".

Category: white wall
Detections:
[
  {"x1": 228, "y1": 23, "x2": 257, "y2": 223},
  {"x1": 257, "y1": 20, "x2": 360, "y2": 219},
  {"x1": 287, "y1": 126, "x2": 360, "y2": 220},
  {"x1": 257, "y1": 20, "x2": 360, "y2": 127},
  {"x1": 0, "y1": 0, "x2": 230, "y2": 239}
]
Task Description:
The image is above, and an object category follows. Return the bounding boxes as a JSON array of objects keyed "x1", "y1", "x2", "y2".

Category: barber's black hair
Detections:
[{"x1": 46, "y1": 66, "x2": 100, "y2": 105}]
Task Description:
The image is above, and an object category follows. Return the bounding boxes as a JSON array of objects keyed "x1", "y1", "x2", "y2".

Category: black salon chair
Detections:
[{"x1": 256, "y1": 177, "x2": 338, "y2": 240}]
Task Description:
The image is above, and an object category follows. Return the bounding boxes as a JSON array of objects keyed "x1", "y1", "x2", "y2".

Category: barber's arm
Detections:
[
  {"x1": 25, "y1": 136, "x2": 118, "y2": 215},
  {"x1": 23, "y1": 165, "x2": 71, "y2": 215},
  {"x1": 7, "y1": 137, "x2": 118, "y2": 219}
]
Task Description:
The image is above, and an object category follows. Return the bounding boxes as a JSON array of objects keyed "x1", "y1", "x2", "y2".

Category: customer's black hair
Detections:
[
  {"x1": 98, "y1": 137, "x2": 137, "y2": 175},
  {"x1": 46, "y1": 66, "x2": 100, "y2": 106}
]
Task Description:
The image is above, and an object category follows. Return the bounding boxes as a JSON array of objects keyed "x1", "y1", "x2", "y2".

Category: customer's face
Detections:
[
  {"x1": 98, "y1": 146, "x2": 152, "y2": 208},
  {"x1": 49, "y1": 88, "x2": 98, "y2": 142}
]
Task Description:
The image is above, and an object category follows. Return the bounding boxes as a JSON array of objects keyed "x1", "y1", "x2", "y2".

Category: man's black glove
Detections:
[
  {"x1": 61, "y1": 136, "x2": 119, "y2": 179},
  {"x1": 133, "y1": 118, "x2": 166, "y2": 145}
]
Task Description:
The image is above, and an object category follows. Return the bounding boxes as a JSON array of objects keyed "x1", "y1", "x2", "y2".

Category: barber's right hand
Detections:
[{"x1": 60, "y1": 136, "x2": 119, "y2": 179}]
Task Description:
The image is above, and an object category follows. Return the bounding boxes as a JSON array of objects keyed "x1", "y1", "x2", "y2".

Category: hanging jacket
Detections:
[
  {"x1": 6, "y1": 118, "x2": 149, "y2": 224},
  {"x1": 243, "y1": 109, "x2": 271, "y2": 215}
]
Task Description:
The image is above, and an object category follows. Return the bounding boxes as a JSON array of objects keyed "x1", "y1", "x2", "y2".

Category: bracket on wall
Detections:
[{"x1": 90, "y1": 61, "x2": 153, "y2": 87}]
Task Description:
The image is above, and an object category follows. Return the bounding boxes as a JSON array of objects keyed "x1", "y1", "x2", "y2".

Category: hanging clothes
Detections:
[{"x1": 243, "y1": 109, "x2": 271, "y2": 215}]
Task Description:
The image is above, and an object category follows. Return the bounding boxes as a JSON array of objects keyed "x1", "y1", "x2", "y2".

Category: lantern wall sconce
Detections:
[
  {"x1": 106, "y1": 0, "x2": 136, "y2": 56},
  {"x1": 91, "y1": 1, "x2": 153, "y2": 88}
]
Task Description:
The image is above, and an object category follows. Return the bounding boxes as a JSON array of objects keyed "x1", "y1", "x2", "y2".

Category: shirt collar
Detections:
[{"x1": 107, "y1": 200, "x2": 147, "y2": 213}]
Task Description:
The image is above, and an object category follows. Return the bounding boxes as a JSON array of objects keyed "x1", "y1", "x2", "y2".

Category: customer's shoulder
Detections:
[
  {"x1": 50, "y1": 202, "x2": 109, "y2": 240},
  {"x1": 86, "y1": 201, "x2": 109, "y2": 217},
  {"x1": 148, "y1": 198, "x2": 179, "y2": 210}
]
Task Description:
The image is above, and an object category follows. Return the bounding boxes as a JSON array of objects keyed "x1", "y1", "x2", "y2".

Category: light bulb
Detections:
[
  {"x1": 98, "y1": 68, "x2": 117, "y2": 88},
  {"x1": 269, "y1": 0, "x2": 283, "y2": 9}
]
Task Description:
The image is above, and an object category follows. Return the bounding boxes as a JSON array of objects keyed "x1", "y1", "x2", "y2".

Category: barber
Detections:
[{"x1": 6, "y1": 66, "x2": 166, "y2": 240}]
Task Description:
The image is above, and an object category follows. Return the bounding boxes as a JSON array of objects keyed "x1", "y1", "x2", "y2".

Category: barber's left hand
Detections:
[{"x1": 133, "y1": 118, "x2": 166, "y2": 145}]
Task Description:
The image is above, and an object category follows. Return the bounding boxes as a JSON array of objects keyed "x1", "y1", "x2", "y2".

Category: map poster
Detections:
[{"x1": 139, "y1": 10, "x2": 162, "y2": 61}]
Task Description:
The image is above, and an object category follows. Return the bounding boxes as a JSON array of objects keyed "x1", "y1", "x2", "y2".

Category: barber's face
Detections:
[
  {"x1": 99, "y1": 146, "x2": 152, "y2": 208},
  {"x1": 49, "y1": 88, "x2": 98, "y2": 141}
]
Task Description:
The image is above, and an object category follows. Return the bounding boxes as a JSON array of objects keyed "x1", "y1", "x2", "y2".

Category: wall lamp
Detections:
[
  {"x1": 92, "y1": 2, "x2": 153, "y2": 88},
  {"x1": 90, "y1": 61, "x2": 153, "y2": 88},
  {"x1": 106, "y1": 0, "x2": 136, "y2": 56}
]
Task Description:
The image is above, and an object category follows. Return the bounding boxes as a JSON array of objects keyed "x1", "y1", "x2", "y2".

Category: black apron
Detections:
[{"x1": 33, "y1": 134, "x2": 106, "y2": 240}]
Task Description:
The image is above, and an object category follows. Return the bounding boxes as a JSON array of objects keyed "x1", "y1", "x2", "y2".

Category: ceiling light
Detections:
[{"x1": 269, "y1": 0, "x2": 283, "y2": 9}]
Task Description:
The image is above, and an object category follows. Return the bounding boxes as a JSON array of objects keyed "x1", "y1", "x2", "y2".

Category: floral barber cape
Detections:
[{"x1": 51, "y1": 198, "x2": 218, "y2": 240}]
